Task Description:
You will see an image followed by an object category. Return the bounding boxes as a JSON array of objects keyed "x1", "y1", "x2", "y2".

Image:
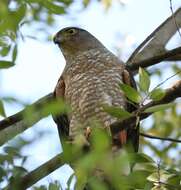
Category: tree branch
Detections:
[
  {"x1": 5, "y1": 153, "x2": 65, "y2": 190},
  {"x1": 0, "y1": 93, "x2": 54, "y2": 146},
  {"x1": 140, "y1": 132, "x2": 181, "y2": 143},
  {"x1": 127, "y1": 46, "x2": 181, "y2": 71},
  {"x1": 127, "y1": 8, "x2": 181, "y2": 65},
  {"x1": 0, "y1": 93, "x2": 53, "y2": 131}
]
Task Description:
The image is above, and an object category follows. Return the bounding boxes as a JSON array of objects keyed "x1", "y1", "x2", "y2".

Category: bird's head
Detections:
[{"x1": 53, "y1": 27, "x2": 104, "y2": 59}]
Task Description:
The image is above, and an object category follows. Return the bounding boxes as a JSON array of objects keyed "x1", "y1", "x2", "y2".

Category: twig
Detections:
[
  {"x1": 127, "y1": 46, "x2": 181, "y2": 71},
  {"x1": 111, "y1": 80, "x2": 181, "y2": 134},
  {"x1": 5, "y1": 153, "x2": 65, "y2": 190},
  {"x1": 150, "y1": 70, "x2": 181, "y2": 90},
  {"x1": 140, "y1": 132, "x2": 181, "y2": 143},
  {"x1": 141, "y1": 70, "x2": 181, "y2": 105}
]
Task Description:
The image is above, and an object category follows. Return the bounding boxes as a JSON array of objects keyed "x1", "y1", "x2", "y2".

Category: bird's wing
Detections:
[
  {"x1": 53, "y1": 76, "x2": 69, "y2": 140},
  {"x1": 115, "y1": 67, "x2": 139, "y2": 152}
]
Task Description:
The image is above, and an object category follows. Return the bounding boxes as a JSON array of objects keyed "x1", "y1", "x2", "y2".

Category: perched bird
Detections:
[{"x1": 53, "y1": 27, "x2": 139, "y2": 152}]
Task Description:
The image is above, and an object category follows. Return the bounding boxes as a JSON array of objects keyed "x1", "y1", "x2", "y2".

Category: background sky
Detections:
[{"x1": 0, "y1": 0, "x2": 181, "y2": 189}]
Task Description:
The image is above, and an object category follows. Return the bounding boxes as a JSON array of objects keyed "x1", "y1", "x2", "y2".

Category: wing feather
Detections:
[
  {"x1": 116, "y1": 68, "x2": 140, "y2": 152},
  {"x1": 53, "y1": 76, "x2": 69, "y2": 139}
]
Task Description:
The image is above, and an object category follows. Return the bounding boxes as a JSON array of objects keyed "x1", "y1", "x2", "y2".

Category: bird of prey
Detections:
[{"x1": 53, "y1": 27, "x2": 139, "y2": 152}]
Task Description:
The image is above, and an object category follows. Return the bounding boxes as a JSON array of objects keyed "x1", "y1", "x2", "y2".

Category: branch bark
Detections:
[
  {"x1": 0, "y1": 93, "x2": 54, "y2": 146},
  {"x1": 127, "y1": 8, "x2": 181, "y2": 65},
  {"x1": 5, "y1": 153, "x2": 65, "y2": 190},
  {"x1": 127, "y1": 46, "x2": 181, "y2": 71}
]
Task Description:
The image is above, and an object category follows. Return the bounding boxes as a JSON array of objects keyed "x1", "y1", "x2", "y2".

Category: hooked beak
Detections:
[{"x1": 53, "y1": 34, "x2": 62, "y2": 44}]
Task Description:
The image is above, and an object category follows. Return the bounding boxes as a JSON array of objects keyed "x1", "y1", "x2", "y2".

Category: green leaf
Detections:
[
  {"x1": 128, "y1": 170, "x2": 151, "y2": 189},
  {"x1": 43, "y1": 2, "x2": 65, "y2": 14},
  {"x1": 167, "y1": 175, "x2": 181, "y2": 187},
  {"x1": 147, "y1": 172, "x2": 158, "y2": 182},
  {"x1": 147, "y1": 171, "x2": 175, "y2": 183},
  {"x1": 83, "y1": 0, "x2": 91, "y2": 7},
  {"x1": 0, "y1": 100, "x2": 6, "y2": 117},
  {"x1": 0, "y1": 60, "x2": 14, "y2": 69},
  {"x1": 120, "y1": 83, "x2": 142, "y2": 103},
  {"x1": 103, "y1": 105, "x2": 132, "y2": 119},
  {"x1": 15, "y1": 4, "x2": 27, "y2": 24},
  {"x1": 0, "y1": 166, "x2": 7, "y2": 182},
  {"x1": 150, "y1": 88, "x2": 165, "y2": 101},
  {"x1": 144, "y1": 103, "x2": 175, "y2": 113},
  {"x1": 139, "y1": 67, "x2": 150, "y2": 92},
  {"x1": 0, "y1": 45, "x2": 11, "y2": 57},
  {"x1": 12, "y1": 44, "x2": 17, "y2": 62},
  {"x1": 128, "y1": 153, "x2": 155, "y2": 166},
  {"x1": 143, "y1": 182, "x2": 154, "y2": 190}
]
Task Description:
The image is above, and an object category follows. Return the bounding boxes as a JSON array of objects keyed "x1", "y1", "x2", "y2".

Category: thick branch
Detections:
[
  {"x1": 127, "y1": 8, "x2": 181, "y2": 65},
  {"x1": 111, "y1": 80, "x2": 181, "y2": 134},
  {"x1": 0, "y1": 93, "x2": 54, "y2": 146},
  {"x1": 0, "y1": 93, "x2": 53, "y2": 131},
  {"x1": 127, "y1": 46, "x2": 181, "y2": 71},
  {"x1": 6, "y1": 153, "x2": 65, "y2": 190}
]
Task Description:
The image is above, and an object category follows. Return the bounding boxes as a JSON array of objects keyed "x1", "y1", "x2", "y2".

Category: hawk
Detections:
[{"x1": 53, "y1": 27, "x2": 139, "y2": 152}]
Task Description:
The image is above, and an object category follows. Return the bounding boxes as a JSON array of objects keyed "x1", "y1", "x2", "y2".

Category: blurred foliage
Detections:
[
  {"x1": 0, "y1": 137, "x2": 30, "y2": 188},
  {"x1": 0, "y1": 0, "x2": 181, "y2": 189}
]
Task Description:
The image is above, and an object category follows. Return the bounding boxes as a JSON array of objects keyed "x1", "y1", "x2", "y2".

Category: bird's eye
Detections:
[{"x1": 67, "y1": 28, "x2": 77, "y2": 35}]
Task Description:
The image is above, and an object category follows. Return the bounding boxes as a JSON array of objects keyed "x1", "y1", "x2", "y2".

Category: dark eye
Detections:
[{"x1": 67, "y1": 28, "x2": 76, "y2": 35}]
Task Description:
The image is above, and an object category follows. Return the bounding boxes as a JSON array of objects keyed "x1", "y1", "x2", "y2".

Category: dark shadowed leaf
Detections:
[
  {"x1": 48, "y1": 181, "x2": 61, "y2": 190},
  {"x1": 103, "y1": 105, "x2": 132, "y2": 119},
  {"x1": 150, "y1": 88, "x2": 165, "y2": 101},
  {"x1": 144, "y1": 103, "x2": 175, "y2": 113},
  {"x1": 0, "y1": 166, "x2": 7, "y2": 182},
  {"x1": 0, "y1": 60, "x2": 14, "y2": 69},
  {"x1": 139, "y1": 67, "x2": 150, "y2": 92},
  {"x1": 0, "y1": 100, "x2": 6, "y2": 117},
  {"x1": 3, "y1": 146, "x2": 21, "y2": 158},
  {"x1": 67, "y1": 174, "x2": 75, "y2": 190},
  {"x1": 12, "y1": 166, "x2": 28, "y2": 177},
  {"x1": 120, "y1": 83, "x2": 142, "y2": 103}
]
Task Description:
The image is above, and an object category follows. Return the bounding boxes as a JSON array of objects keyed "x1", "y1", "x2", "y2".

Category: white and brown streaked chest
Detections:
[{"x1": 61, "y1": 49, "x2": 127, "y2": 137}]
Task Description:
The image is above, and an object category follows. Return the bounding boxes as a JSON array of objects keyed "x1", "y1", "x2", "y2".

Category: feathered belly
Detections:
[{"x1": 65, "y1": 73, "x2": 126, "y2": 137}]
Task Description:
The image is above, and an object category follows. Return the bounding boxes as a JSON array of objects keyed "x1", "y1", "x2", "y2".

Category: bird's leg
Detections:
[{"x1": 84, "y1": 127, "x2": 92, "y2": 140}]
